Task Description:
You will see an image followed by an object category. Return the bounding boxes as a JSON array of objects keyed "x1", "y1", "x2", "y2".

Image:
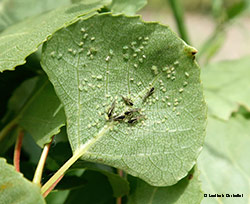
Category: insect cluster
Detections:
[{"x1": 106, "y1": 87, "x2": 155, "y2": 124}]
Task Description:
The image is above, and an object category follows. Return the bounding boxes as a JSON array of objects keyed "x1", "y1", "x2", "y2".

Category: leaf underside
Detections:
[
  {"x1": 127, "y1": 167, "x2": 203, "y2": 204},
  {"x1": 41, "y1": 14, "x2": 206, "y2": 186}
]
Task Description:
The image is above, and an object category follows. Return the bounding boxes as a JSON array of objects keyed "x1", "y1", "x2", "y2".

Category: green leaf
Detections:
[
  {"x1": 0, "y1": 0, "x2": 71, "y2": 32},
  {"x1": 72, "y1": 161, "x2": 130, "y2": 197},
  {"x1": 41, "y1": 14, "x2": 206, "y2": 186},
  {"x1": 64, "y1": 170, "x2": 115, "y2": 204},
  {"x1": 127, "y1": 167, "x2": 203, "y2": 204},
  {"x1": 202, "y1": 57, "x2": 250, "y2": 120},
  {"x1": 0, "y1": 158, "x2": 45, "y2": 204},
  {"x1": 56, "y1": 175, "x2": 86, "y2": 190},
  {"x1": 0, "y1": 62, "x2": 37, "y2": 121},
  {"x1": 0, "y1": 77, "x2": 38, "y2": 154},
  {"x1": 0, "y1": 0, "x2": 110, "y2": 72},
  {"x1": 0, "y1": 76, "x2": 66, "y2": 148},
  {"x1": 46, "y1": 190, "x2": 70, "y2": 204},
  {"x1": 198, "y1": 115, "x2": 250, "y2": 204},
  {"x1": 71, "y1": 0, "x2": 147, "y2": 15},
  {"x1": 226, "y1": 0, "x2": 248, "y2": 21},
  {"x1": 18, "y1": 77, "x2": 66, "y2": 147},
  {"x1": 110, "y1": 0, "x2": 147, "y2": 15}
]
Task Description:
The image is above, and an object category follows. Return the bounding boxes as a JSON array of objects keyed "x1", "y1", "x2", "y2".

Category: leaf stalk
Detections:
[
  {"x1": 13, "y1": 128, "x2": 24, "y2": 172},
  {"x1": 33, "y1": 137, "x2": 54, "y2": 185}
]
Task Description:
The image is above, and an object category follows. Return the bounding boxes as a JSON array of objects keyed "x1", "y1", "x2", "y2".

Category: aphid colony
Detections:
[{"x1": 106, "y1": 87, "x2": 155, "y2": 124}]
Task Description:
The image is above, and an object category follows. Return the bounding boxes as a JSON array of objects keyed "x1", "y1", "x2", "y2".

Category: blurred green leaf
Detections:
[
  {"x1": 41, "y1": 13, "x2": 206, "y2": 186},
  {"x1": 0, "y1": 0, "x2": 110, "y2": 72},
  {"x1": 226, "y1": 0, "x2": 248, "y2": 21},
  {"x1": 0, "y1": 76, "x2": 66, "y2": 148},
  {"x1": 127, "y1": 167, "x2": 203, "y2": 204},
  {"x1": 64, "y1": 170, "x2": 115, "y2": 204},
  {"x1": 198, "y1": 115, "x2": 250, "y2": 204},
  {"x1": 46, "y1": 190, "x2": 70, "y2": 204},
  {"x1": 110, "y1": 0, "x2": 147, "y2": 15},
  {"x1": 56, "y1": 175, "x2": 86, "y2": 190},
  {"x1": 71, "y1": 0, "x2": 147, "y2": 15},
  {"x1": 72, "y1": 161, "x2": 130, "y2": 197},
  {"x1": 0, "y1": 77, "x2": 38, "y2": 154},
  {"x1": 202, "y1": 57, "x2": 250, "y2": 120},
  {"x1": 18, "y1": 77, "x2": 66, "y2": 147},
  {"x1": 197, "y1": 29, "x2": 226, "y2": 64},
  {"x1": 0, "y1": 158, "x2": 45, "y2": 204},
  {"x1": 0, "y1": 61, "x2": 38, "y2": 121},
  {"x1": 0, "y1": 0, "x2": 71, "y2": 32}
]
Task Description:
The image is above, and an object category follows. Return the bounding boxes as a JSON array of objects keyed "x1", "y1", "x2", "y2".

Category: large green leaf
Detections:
[
  {"x1": 18, "y1": 77, "x2": 66, "y2": 147},
  {"x1": 202, "y1": 57, "x2": 250, "y2": 120},
  {"x1": 198, "y1": 115, "x2": 250, "y2": 204},
  {"x1": 127, "y1": 167, "x2": 203, "y2": 204},
  {"x1": 0, "y1": 158, "x2": 45, "y2": 204},
  {"x1": 0, "y1": 0, "x2": 110, "y2": 72},
  {"x1": 0, "y1": 0, "x2": 71, "y2": 32},
  {"x1": 41, "y1": 14, "x2": 206, "y2": 186}
]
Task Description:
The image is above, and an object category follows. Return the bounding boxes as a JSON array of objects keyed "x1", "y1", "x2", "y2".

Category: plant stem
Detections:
[
  {"x1": 42, "y1": 175, "x2": 64, "y2": 197},
  {"x1": 41, "y1": 124, "x2": 112, "y2": 196},
  {"x1": 41, "y1": 147, "x2": 84, "y2": 195},
  {"x1": 13, "y1": 128, "x2": 24, "y2": 172},
  {"x1": 168, "y1": 0, "x2": 190, "y2": 44},
  {"x1": 33, "y1": 137, "x2": 54, "y2": 185},
  {"x1": 116, "y1": 169, "x2": 124, "y2": 204}
]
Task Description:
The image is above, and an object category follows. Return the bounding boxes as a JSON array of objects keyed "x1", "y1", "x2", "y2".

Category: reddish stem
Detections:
[
  {"x1": 42, "y1": 174, "x2": 64, "y2": 197},
  {"x1": 33, "y1": 136, "x2": 54, "y2": 185},
  {"x1": 14, "y1": 129, "x2": 24, "y2": 172},
  {"x1": 116, "y1": 169, "x2": 124, "y2": 204},
  {"x1": 117, "y1": 197, "x2": 122, "y2": 204}
]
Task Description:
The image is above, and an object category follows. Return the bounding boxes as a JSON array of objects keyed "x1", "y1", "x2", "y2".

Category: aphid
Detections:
[
  {"x1": 113, "y1": 115, "x2": 126, "y2": 121},
  {"x1": 124, "y1": 108, "x2": 141, "y2": 116},
  {"x1": 127, "y1": 118, "x2": 137, "y2": 124},
  {"x1": 143, "y1": 87, "x2": 155, "y2": 102},
  {"x1": 128, "y1": 115, "x2": 145, "y2": 124},
  {"x1": 122, "y1": 96, "x2": 133, "y2": 106},
  {"x1": 107, "y1": 100, "x2": 116, "y2": 118}
]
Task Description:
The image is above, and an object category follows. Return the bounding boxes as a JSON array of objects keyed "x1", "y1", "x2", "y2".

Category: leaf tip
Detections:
[{"x1": 184, "y1": 45, "x2": 198, "y2": 60}]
